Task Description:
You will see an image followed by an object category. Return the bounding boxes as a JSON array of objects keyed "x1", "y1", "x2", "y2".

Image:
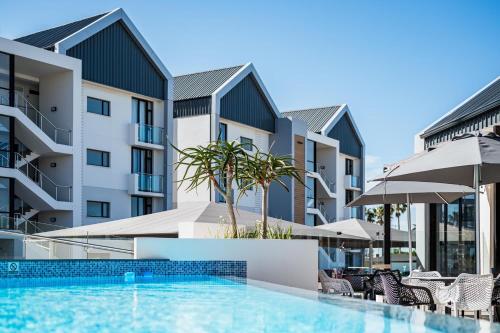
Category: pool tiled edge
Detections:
[{"x1": 0, "y1": 260, "x2": 246, "y2": 279}]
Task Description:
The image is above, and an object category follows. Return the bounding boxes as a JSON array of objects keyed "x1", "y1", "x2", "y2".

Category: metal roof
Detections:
[
  {"x1": 174, "y1": 65, "x2": 244, "y2": 101},
  {"x1": 422, "y1": 77, "x2": 500, "y2": 138},
  {"x1": 14, "y1": 13, "x2": 108, "y2": 50},
  {"x1": 282, "y1": 106, "x2": 342, "y2": 132}
]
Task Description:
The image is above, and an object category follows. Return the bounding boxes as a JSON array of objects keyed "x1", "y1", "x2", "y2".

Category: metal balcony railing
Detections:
[
  {"x1": 307, "y1": 163, "x2": 336, "y2": 193},
  {"x1": 14, "y1": 153, "x2": 72, "y2": 202},
  {"x1": 137, "y1": 124, "x2": 164, "y2": 146},
  {"x1": 136, "y1": 173, "x2": 163, "y2": 193},
  {"x1": 0, "y1": 89, "x2": 72, "y2": 146}
]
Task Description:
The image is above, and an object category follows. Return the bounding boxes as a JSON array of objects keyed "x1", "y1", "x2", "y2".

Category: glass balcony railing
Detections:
[
  {"x1": 350, "y1": 175, "x2": 362, "y2": 188},
  {"x1": 351, "y1": 206, "x2": 363, "y2": 219},
  {"x1": 138, "y1": 124, "x2": 164, "y2": 146},
  {"x1": 137, "y1": 173, "x2": 163, "y2": 193}
]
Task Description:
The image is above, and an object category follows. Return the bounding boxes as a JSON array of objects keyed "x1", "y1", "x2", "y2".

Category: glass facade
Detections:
[
  {"x1": 306, "y1": 177, "x2": 315, "y2": 208},
  {"x1": 0, "y1": 177, "x2": 10, "y2": 228},
  {"x1": 306, "y1": 140, "x2": 315, "y2": 172},
  {"x1": 0, "y1": 53, "x2": 10, "y2": 106},
  {"x1": 305, "y1": 213, "x2": 315, "y2": 226},
  {"x1": 0, "y1": 116, "x2": 10, "y2": 168},
  {"x1": 433, "y1": 195, "x2": 476, "y2": 275}
]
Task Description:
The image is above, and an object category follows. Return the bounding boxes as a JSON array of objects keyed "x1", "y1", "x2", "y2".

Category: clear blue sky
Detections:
[{"x1": 1, "y1": 0, "x2": 499, "y2": 182}]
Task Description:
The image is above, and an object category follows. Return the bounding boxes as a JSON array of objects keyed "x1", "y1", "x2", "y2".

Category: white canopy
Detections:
[
  {"x1": 316, "y1": 218, "x2": 413, "y2": 244},
  {"x1": 37, "y1": 202, "x2": 362, "y2": 240}
]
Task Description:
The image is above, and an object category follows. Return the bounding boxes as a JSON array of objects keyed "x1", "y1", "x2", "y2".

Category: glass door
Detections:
[
  {"x1": 131, "y1": 148, "x2": 152, "y2": 174},
  {"x1": 132, "y1": 98, "x2": 153, "y2": 126}
]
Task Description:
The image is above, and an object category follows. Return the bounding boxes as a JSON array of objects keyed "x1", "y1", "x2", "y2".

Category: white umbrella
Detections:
[
  {"x1": 373, "y1": 133, "x2": 500, "y2": 272},
  {"x1": 346, "y1": 181, "x2": 474, "y2": 270}
]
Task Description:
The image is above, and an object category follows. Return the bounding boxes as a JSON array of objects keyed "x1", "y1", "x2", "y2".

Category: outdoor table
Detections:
[{"x1": 407, "y1": 276, "x2": 457, "y2": 286}]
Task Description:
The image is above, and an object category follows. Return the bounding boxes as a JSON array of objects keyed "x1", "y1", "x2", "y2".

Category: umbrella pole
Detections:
[
  {"x1": 369, "y1": 241, "x2": 373, "y2": 273},
  {"x1": 474, "y1": 164, "x2": 481, "y2": 274},
  {"x1": 407, "y1": 193, "x2": 412, "y2": 273}
]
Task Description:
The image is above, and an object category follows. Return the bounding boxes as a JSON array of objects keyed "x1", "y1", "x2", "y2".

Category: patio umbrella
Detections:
[
  {"x1": 346, "y1": 181, "x2": 474, "y2": 270},
  {"x1": 372, "y1": 133, "x2": 500, "y2": 272}
]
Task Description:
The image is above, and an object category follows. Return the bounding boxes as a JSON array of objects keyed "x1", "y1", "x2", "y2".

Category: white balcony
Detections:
[
  {"x1": 128, "y1": 173, "x2": 164, "y2": 197},
  {"x1": 129, "y1": 123, "x2": 164, "y2": 150}
]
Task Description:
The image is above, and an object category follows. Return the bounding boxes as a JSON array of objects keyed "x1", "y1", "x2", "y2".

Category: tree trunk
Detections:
[
  {"x1": 261, "y1": 186, "x2": 269, "y2": 239},
  {"x1": 225, "y1": 166, "x2": 238, "y2": 238},
  {"x1": 397, "y1": 216, "x2": 400, "y2": 230}
]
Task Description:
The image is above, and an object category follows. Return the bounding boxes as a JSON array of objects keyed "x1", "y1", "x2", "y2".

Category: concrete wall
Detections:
[{"x1": 134, "y1": 238, "x2": 318, "y2": 290}]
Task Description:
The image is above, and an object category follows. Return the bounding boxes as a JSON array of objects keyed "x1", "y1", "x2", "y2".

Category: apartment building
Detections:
[
  {"x1": 173, "y1": 64, "x2": 280, "y2": 213},
  {"x1": 414, "y1": 76, "x2": 500, "y2": 275},
  {"x1": 272, "y1": 105, "x2": 365, "y2": 225},
  {"x1": 0, "y1": 9, "x2": 173, "y2": 256}
]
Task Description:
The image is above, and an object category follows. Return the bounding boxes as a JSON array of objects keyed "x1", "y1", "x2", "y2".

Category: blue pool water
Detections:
[{"x1": 0, "y1": 275, "x2": 495, "y2": 333}]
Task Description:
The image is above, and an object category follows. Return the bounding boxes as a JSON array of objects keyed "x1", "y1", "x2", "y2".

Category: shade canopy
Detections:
[
  {"x1": 346, "y1": 181, "x2": 474, "y2": 206},
  {"x1": 37, "y1": 202, "x2": 361, "y2": 240},
  {"x1": 315, "y1": 218, "x2": 413, "y2": 246},
  {"x1": 372, "y1": 134, "x2": 500, "y2": 187}
]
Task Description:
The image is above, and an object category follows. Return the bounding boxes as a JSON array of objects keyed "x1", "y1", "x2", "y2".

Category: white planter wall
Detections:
[{"x1": 134, "y1": 238, "x2": 318, "y2": 290}]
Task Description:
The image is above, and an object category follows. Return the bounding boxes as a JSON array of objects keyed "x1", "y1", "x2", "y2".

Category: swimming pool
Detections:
[{"x1": 0, "y1": 275, "x2": 497, "y2": 333}]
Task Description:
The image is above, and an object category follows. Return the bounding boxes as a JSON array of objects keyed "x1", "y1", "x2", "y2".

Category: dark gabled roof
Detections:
[
  {"x1": 422, "y1": 77, "x2": 500, "y2": 138},
  {"x1": 173, "y1": 65, "x2": 244, "y2": 101},
  {"x1": 282, "y1": 105, "x2": 343, "y2": 132},
  {"x1": 14, "y1": 12, "x2": 108, "y2": 50}
]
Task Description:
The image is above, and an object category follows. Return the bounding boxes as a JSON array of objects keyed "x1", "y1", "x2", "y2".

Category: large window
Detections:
[
  {"x1": 219, "y1": 123, "x2": 227, "y2": 141},
  {"x1": 240, "y1": 137, "x2": 253, "y2": 151},
  {"x1": 87, "y1": 149, "x2": 110, "y2": 167},
  {"x1": 0, "y1": 177, "x2": 10, "y2": 228},
  {"x1": 345, "y1": 189, "x2": 354, "y2": 205},
  {"x1": 306, "y1": 140, "x2": 316, "y2": 172},
  {"x1": 0, "y1": 116, "x2": 10, "y2": 168},
  {"x1": 0, "y1": 53, "x2": 10, "y2": 106},
  {"x1": 433, "y1": 195, "x2": 476, "y2": 275},
  {"x1": 306, "y1": 177, "x2": 316, "y2": 208},
  {"x1": 87, "y1": 97, "x2": 110, "y2": 116},
  {"x1": 345, "y1": 158, "x2": 353, "y2": 175},
  {"x1": 132, "y1": 98, "x2": 153, "y2": 125},
  {"x1": 131, "y1": 196, "x2": 153, "y2": 217},
  {"x1": 131, "y1": 148, "x2": 153, "y2": 174},
  {"x1": 87, "y1": 201, "x2": 110, "y2": 218},
  {"x1": 305, "y1": 213, "x2": 316, "y2": 227}
]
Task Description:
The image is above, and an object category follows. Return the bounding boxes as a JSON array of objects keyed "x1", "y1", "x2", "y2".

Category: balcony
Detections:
[
  {"x1": 342, "y1": 206, "x2": 363, "y2": 220},
  {"x1": 307, "y1": 163, "x2": 336, "y2": 197},
  {"x1": 129, "y1": 173, "x2": 164, "y2": 197},
  {"x1": 130, "y1": 123, "x2": 164, "y2": 150},
  {"x1": 345, "y1": 174, "x2": 362, "y2": 190}
]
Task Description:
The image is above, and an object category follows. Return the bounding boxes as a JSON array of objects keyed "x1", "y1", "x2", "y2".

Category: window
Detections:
[
  {"x1": 306, "y1": 177, "x2": 316, "y2": 208},
  {"x1": 306, "y1": 140, "x2": 316, "y2": 172},
  {"x1": 87, "y1": 149, "x2": 110, "y2": 167},
  {"x1": 87, "y1": 97, "x2": 110, "y2": 116},
  {"x1": 219, "y1": 123, "x2": 227, "y2": 142},
  {"x1": 345, "y1": 158, "x2": 353, "y2": 175},
  {"x1": 240, "y1": 137, "x2": 253, "y2": 151},
  {"x1": 305, "y1": 213, "x2": 316, "y2": 227},
  {"x1": 131, "y1": 148, "x2": 153, "y2": 174},
  {"x1": 345, "y1": 189, "x2": 354, "y2": 205},
  {"x1": 132, "y1": 97, "x2": 153, "y2": 125},
  {"x1": 0, "y1": 116, "x2": 10, "y2": 168},
  {"x1": 131, "y1": 196, "x2": 152, "y2": 217},
  {"x1": 87, "y1": 201, "x2": 110, "y2": 218}
]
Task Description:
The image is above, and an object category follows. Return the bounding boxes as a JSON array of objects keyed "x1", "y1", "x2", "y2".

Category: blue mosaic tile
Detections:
[{"x1": 0, "y1": 260, "x2": 246, "y2": 285}]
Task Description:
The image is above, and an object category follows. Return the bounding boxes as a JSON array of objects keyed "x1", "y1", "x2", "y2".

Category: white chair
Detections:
[
  {"x1": 436, "y1": 273, "x2": 494, "y2": 321},
  {"x1": 319, "y1": 270, "x2": 355, "y2": 297}
]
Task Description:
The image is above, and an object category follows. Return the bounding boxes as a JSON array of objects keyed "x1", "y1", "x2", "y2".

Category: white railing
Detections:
[
  {"x1": 0, "y1": 90, "x2": 72, "y2": 146},
  {"x1": 308, "y1": 163, "x2": 336, "y2": 193},
  {"x1": 14, "y1": 153, "x2": 72, "y2": 202},
  {"x1": 317, "y1": 204, "x2": 336, "y2": 224}
]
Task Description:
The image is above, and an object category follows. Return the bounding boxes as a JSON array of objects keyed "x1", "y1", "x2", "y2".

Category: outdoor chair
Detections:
[
  {"x1": 379, "y1": 271, "x2": 434, "y2": 308},
  {"x1": 319, "y1": 270, "x2": 355, "y2": 297},
  {"x1": 364, "y1": 270, "x2": 401, "y2": 300},
  {"x1": 491, "y1": 274, "x2": 500, "y2": 321},
  {"x1": 403, "y1": 271, "x2": 445, "y2": 305},
  {"x1": 342, "y1": 274, "x2": 366, "y2": 293},
  {"x1": 436, "y1": 273, "x2": 494, "y2": 321}
]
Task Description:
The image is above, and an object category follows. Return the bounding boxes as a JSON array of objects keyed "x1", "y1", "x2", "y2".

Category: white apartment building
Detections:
[
  {"x1": 173, "y1": 64, "x2": 281, "y2": 213},
  {"x1": 0, "y1": 9, "x2": 173, "y2": 257}
]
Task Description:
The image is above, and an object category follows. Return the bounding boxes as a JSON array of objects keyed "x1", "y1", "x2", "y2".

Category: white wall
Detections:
[
  {"x1": 134, "y1": 238, "x2": 318, "y2": 290},
  {"x1": 173, "y1": 114, "x2": 212, "y2": 204}
]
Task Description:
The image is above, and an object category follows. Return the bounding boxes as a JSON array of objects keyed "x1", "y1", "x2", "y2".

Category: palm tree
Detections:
[
  {"x1": 374, "y1": 206, "x2": 385, "y2": 225},
  {"x1": 240, "y1": 148, "x2": 304, "y2": 239},
  {"x1": 392, "y1": 203, "x2": 407, "y2": 230},
  {"x1": 174, "y1": 140, "x2": 248, "y2": 238},
  {"x1": 365, "y1": 208, "x2": 376, "y2": 223}
]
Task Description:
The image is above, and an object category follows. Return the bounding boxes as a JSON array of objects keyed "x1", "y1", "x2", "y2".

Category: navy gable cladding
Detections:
[
  {"x1": 174, "y1": 97, "x2": 211, "y2": 118},
  {"x1": 220, "y1": 74, "x2": 276, "y2": 132},
  {"x1": 327, "y1": 114, "x2": 362, "y2": 158},
  {"x1": 67, "y1": 20, "x2": 166, "y2": 100}
]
